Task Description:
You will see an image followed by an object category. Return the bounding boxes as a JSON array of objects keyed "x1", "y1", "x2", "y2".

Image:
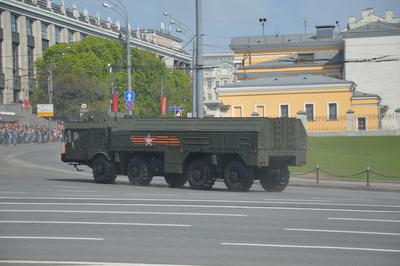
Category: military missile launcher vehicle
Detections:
[{"x1": 61, "y1": 114, "x2": 306, "y2": 192}]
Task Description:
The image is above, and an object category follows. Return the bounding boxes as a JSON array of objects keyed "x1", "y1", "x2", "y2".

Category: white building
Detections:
[
  {"x1": 202, "y1": 53, "x2": 238, "y2": 117},
  {"x1": 0, "y1": 0, "x2": 190, "y2": 104},
  {"x1": 342, "y1": 8, "x2": 400, "y2": 113}
]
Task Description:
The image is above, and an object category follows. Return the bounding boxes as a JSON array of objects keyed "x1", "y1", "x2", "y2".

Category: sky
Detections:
[{"x1": 61, "y1": 0, "x2": 400, "y2": 53}]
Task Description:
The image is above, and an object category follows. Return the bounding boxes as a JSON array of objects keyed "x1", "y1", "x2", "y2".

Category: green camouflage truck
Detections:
[{"x1": 61, "y1": 115, "x2": 306, "y2": 192}]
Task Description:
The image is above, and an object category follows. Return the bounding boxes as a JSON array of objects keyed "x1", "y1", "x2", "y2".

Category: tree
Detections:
[{"x1": 32, "y1": 36, "x2": 191, "y2": 119}]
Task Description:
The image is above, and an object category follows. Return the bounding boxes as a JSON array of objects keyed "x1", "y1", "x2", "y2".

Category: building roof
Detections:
[
  {"x1": 230, "y1": 31, "x2": 343, "y2": 52},
  {"x1": 240, "y1": 50, "x2": 343, "y2": 70},
  {"x1": 203, "y1": 53, "x2": 234, "y2": 66},
  {"x1": 217, "y1": 75, "x2": 354, "y2": 94},
  {"x1": 352, "y1": 91, "x2": 380, "y2": 99},
  {"x1": 342, "y1": 21, "x2": 400, "y2": 38},
  {"x1": 19, "y1": 0, "x2": 183, "y2": 43}
]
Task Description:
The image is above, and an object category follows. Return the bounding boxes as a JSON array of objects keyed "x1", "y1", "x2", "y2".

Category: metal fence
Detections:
[
  {"x1": 305, "y1": 113, "x2": 396, "y2": 132},
  {"x1": 307, "y1": 115, "x2": 347, "y2": 132},
  {"x1": 291, "y1": 165, "x2": 400, "y2": 188}
]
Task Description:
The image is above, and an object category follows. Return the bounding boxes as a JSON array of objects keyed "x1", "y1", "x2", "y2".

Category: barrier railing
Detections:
[{"x1": 291, "y1": 165, "x2": 400, "y2": 188}]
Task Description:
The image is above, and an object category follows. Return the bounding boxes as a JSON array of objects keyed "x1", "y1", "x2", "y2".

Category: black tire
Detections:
[
  {"x1": 186, "y1": 160, "x2": 215, "y2": 190},
  {"x1": 127, "y1": 157, "x2": 152, "y2": 185},
  {"x1": 259, "y1": 166, "x2": 289, "y2": 192},
  {"x1": 223, "y1": 160, "x2": 253, "y2": 192},
  {"x1": 164, "y1": 174, "x2": 188, "y2": 188},
  {"x1": 92, "y1": 156, "x2": 116, "y2": 184}
]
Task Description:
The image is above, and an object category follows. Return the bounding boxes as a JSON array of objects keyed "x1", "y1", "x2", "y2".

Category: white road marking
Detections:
[
  {"x1": 55, "y1": 190, "x2": 98, "y2": 193},
  {"x1": 0, "y1": 196, "x2": 397, "y2": 208},
  {"x1": 124, "y1": 193, "x2": 178, "y2": 196},
  {"x1": 0, "y1": 236, "x2": 103, "y2": 240},
  {"x1": 264, "y1": 198, "x2": 332, "y2": 202},
  {"x1": 0, "y1": 220, "x2": 191, "y2": 227},
  {"x1": 328, "y1": 217, "x2": 400, "y2": 223},
  {"x1": 285, "y1": 228, "x2": 400, "y2": 236},
  {"x1": 53, "y1": 185, "x2": 87, "y2": 189},
  {"x1": 220, "y1": 243, "x2": 400, "y2": 253},
  {"x1": 0, "y1": 261, "x2": 199, "y2": 266},
  {"x1": 0, "y1": 202, "x2": 399, "y2": 213},
  {"x1": 0, "y1": 191, "x2": 27, "y2": 194},
  {"x1": 51, "y1": 194, "x2": 103, "y2": 197},
  {"x1": 0, "y1": 209, "x2": 246, "y2": 217}
]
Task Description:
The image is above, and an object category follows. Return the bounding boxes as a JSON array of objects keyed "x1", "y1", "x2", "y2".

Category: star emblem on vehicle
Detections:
[{"x1": 144, "y1": 134, "x2": 154, "y2": 146}]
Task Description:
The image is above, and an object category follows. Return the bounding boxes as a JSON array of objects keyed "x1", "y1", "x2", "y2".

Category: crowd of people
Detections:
[{"x1": 0, "y1": 121, "x2": 64, "y2": 146}]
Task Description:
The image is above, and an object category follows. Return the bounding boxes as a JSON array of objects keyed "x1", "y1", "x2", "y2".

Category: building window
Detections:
[
  {"x1": 215, "y1": 81, "x2": 219, "y2": 87},
  {"x1": 256, "y1": 105, "x2": 266, "y2": 117},
  {"x1": 26, "y1": 18, "x2": 33, "y2": 36},
  {"x1": 42, "y1": 40, "x2": 49, "y2": 54},
  {"x1": 305, "y1": 104, "x2": 314, "y2": 121},
  {"x1": 224, "y1": 80, "x2": 228, "y2": 86},
  {"x1": 233, "y1": 106, "x2": 243, "y2": 117},
  {"x1": 55, "y1": 26, "x2": 61, "y2": 43},
  {"x1": 11, "y1": 14, "x2": 18, "y2": 32},
  {"x1": 208, "y1": 94, "x2": 212, "y2": 101},
  {"x1": 328, "y1": 103, "x2": 338, "y2": 120},
  {"x1": 28, "y1": 46, "x2": 34, "y2": 77},
  {"x1": 280, "y1": 104, "x2": 289, "y2": 118},
  {"x1": 207, "y1": 80, "x2": 212, "y2": 89},
  {"x1": 357, "y1": 117, "x2": 366, "y2": 131},
  {"x1": 41, "y1": 22, "x2": 48, "y2": 39},
  {"x1": 12, "y1": 43, "x2": 19, "y2": 76},
  {"x1": 297, "y1": 53, "x2": 314, "y2": 63},
  {"x1": 68, "y1": 30, "x2": 74, "y2": 42}
]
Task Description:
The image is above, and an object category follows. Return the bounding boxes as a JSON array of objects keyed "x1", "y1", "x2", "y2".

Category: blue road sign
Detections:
[
  {"x1": 124, "y1": 91, "x2": 135, "y2": 101},
  {"x1": 125, "y1": 101, "x2": 133, "y2": 110},
  {"x1": 167, "y1": 106, "x2": 184, "y2": 112}
]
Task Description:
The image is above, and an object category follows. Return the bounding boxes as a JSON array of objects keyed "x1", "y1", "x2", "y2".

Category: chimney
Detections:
[
  {"x1": 315, "y1": 25, "x2": 335, "y2": 39},
  {"x1": 385, "y1": 10, "x2": 394, "y2": 21},
  {"x1": 362, "y1": 8, "x2": 374, "y2": 20}
]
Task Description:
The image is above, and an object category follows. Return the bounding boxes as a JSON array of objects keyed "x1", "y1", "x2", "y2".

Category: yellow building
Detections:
[
  {"x1": 217, "y1": 75, "x2": 383, "y2": 132},
  {"x1": 230, "y1": 26, "x2": 344, "y2": 80}
]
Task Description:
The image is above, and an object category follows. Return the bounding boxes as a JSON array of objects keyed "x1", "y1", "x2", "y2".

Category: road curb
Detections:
[{"x1": 289, "y1": 182, "x2": 400, "y2": 193}]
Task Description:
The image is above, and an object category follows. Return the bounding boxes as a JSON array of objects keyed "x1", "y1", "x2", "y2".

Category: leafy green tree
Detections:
[{"x1": 32, "y1": 36, "x2": 191, "y2": 119}]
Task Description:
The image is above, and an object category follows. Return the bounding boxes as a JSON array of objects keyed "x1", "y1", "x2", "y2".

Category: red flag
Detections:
[
  {"x1": 23, "y1": 99, "x2": 31, "y2": 109},
  {"x1": 112, "y1": 93, "x2": 119, "y2": 113},
  {"x1": 160, "y1": 96, "x2": 167, "y2": 116}
]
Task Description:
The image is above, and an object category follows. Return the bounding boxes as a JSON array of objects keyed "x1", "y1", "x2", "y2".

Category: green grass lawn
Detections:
[{"x1": 290, "y1": 136, "x2": 400, "y2": 181}]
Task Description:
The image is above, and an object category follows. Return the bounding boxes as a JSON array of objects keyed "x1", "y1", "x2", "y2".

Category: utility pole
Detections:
[
  {"x1": 195, "y1": 0, "x2": 203, "y2": 118},
  {"x1": 108, "y1": 64, "x2": 113, "y2": 112},
  {"x1": 126, "y1": 23, "x2": 132, "y2": 116},
  {"x1": 192, "y1": 38, "x2": 197, "y2": 118}
]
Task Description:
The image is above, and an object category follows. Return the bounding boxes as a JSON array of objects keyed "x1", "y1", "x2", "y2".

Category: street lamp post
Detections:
[
  {"x1": 163, "y1": 12, "x2": 197, "y2": 118},
  {"x1": 107, "y1": 63, "x2": 113, "y2": 112},
  {"x1": 103, "y1": 0, "x2": 132, "y2": 115},
  {"x1": 259, "y1": 17, "x2": 267, "y2": 36},
  {"x1": 175, "y1": 28, "x2": 197, "y2": 118}
]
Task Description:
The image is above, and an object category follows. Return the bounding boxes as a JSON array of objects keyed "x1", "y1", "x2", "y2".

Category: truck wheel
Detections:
[
  {"x1": 164, "y1": 174, "x2": 187, "y2": 188},
  {"x1": 223, "y1": 161, "x2": 253, "y2": 192},
  {"x1": 127, "y1": 157, "x2": 152, "y2": 185},
  {"x1": 260, "y1": 166, "x2": 289, "y2": 192},
  {"x1": 92, "y1": 156, "x2": 116, "y2": 184},
  {"x1": 187, "y1": 160, "x2": 215, "y2": 190}
]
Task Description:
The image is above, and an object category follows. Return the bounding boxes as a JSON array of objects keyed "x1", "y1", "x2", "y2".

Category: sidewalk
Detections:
[{"x1": 289, "y1": 175, "x2": 400, "y2": 192}]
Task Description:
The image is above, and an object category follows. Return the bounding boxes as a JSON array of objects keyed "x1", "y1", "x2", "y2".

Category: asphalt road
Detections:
[{"x1": 0, "y1": 143, "x2": 399, "y2": 266}]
